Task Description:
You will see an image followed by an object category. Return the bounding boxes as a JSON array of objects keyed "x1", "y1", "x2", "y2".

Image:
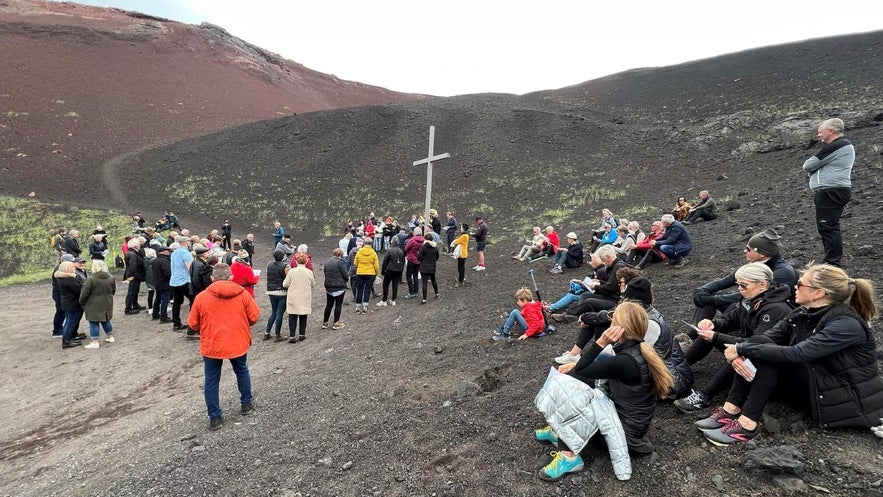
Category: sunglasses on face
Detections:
[
  {"x1": 795, "y1": 280, "x2": 818, "y2": 290},
  {"x1": 736, "y1": 282, "x2": 753, "y2": 289}
]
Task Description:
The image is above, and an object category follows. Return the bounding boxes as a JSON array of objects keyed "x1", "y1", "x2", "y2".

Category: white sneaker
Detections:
[
  {"x1": 475, "y1": 265, "x2": 486, "y2": 271},
  {"x1": 472, "y1": 265, "x2": 481, "y2": 270},
  {"x1": 104, "y1": 336, "x2": 115, "y2": 343},
  {"x1": 389, "y1": 300, "x2": 396, "y2": 306},
  {"x1": 84, "y1": 341, "x2": 100, "y2": 349},
  {"x1": 554, "y1": 351, "x2": 580, "y2": 364},
  {"x1": 376, "y1": 301, "x2": 387, "y2": 307}
]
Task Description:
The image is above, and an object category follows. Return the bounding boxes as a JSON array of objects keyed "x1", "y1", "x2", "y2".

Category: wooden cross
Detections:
[{"x1": 412, "y1": 126, "x2": 450, "y2": 233}]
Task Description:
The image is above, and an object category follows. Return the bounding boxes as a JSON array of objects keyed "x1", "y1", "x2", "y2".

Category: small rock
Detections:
[
  {"x1": 342, "y1": 461, "x2": 353, "y2": 470},
  {"x1": 432, "y1": 346, "x2": 444, "y2": 354},
  {"x1": 711, "y1": 474, "x2": 724, "y2": 490},
  {"x1": 191, "y1": 445, "x2": 206, "y2": 452},
  {"x1": 454, "y1": 380, "x2": 482, "y2": 398},
  {"x1": 744, "y1": 445, "x2": 806, "y2": 475},
  {"x1": 762, "y1": 413, "x2": 781, "y2": 434},
  {"x1": 318, "y1": 456, "x2": 333, "y2": 467},
  {"x1": 856, "y1": 245, "x2": 874, "y2": 256},
  {"x1": 772, "y1": 476, "x2": 808, "y2": 492},
  {"x1": 394, "y1": 475, "x2": 405, "y2": 482},
  {"x1": 717, "y1": 174, "x2": 729, "y2": 180},
  {"x1": 441, "y1": 400, "x2": 452, "y2": 408},
  {"x1": 273, "y1": 368, "x2": 283, "y2": 374}
]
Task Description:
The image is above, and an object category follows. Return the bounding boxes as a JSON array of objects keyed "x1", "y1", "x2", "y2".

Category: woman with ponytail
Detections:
[
  {"x1": 699, "y1": 264, "x2": 883, "y2": 445},
  {"x1": 533, "y1": 301, "x2": 673, "y2": 481}
]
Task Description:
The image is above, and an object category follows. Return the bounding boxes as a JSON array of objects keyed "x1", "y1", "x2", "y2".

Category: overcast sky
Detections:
[{"x1": 65, "y1": 0, "x2": 883, "y2": 96}]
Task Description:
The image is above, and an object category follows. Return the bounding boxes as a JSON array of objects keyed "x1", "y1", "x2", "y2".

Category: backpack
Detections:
[{"x1": 114, "y1": 252, "x2": 125, "y2": 269}]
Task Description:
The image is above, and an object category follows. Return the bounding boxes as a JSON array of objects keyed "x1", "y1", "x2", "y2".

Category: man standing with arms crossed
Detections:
[
  {"x1": 189, "y1": 263, "x2": 260, "y2": 430},
  {"x1": 802, "y1": 118, "x2": 854, "y2": 267},
  {"x1": 170, "y1": 236, "x2": 193, "y2": 332}
]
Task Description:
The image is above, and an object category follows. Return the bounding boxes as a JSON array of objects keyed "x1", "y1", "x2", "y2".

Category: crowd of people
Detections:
[{"x1": 44, "y1": 118, "x2": 882, "y2": 478}]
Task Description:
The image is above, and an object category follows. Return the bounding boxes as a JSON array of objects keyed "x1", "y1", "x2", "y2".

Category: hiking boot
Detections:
[
  {"x1": 84, "y1": 341, "x2": 99, "y2": 349},
  {"x1": 332, "y1": 322, "x2": 346, "y2": 330},
  {"x1": 538, "y1": 451, "x2": 584, "y2": 481},
  {"x1": 674, "y1": 389, "x2": 710, "y2": 413},
  {"x1": 534, "y1": 425, "x2": 559, "y2": 445},
  {"x1": 185, "y1": 329, "x2": 198, "y2": 339},
  {"x1": 550, "y1": 313, "x2": 569, "y2": 323},
  {"x1": 209, "y1": 416, "x2": 224, "y2": 431},
  {"x1": 695, "y1": 406, "x2": 739, "y2": 431},
  {"x1": 705, "y1": 420, "x2": 761, "y2": 446},
  {"x1": 554, "y1": 351, "x2": 580, "y2": 365},
  {"x1": 274, "y1": 335, "x2": 287, "y2": 342},
  {"x1": 241, "y1": 403, "x2": 254, "y2": 416},
  {"x1": 73, "y1": 333, "x2": 87, "y2": 341},
  {"x1": 288, "y1": 336, "x2": 299, "y2": 344},
  {"x1": 173, "y1": 324, "x2": 187, "y2": 331},
  {"x1": 159, "y1": 317, "x2": 173, "y2": 324},
  {"x1": 124, "y1": 309, "x2": 140, "y2": 315},
  {"x1": 263, "y1": 333, "x2": 272, "y2": 341}
]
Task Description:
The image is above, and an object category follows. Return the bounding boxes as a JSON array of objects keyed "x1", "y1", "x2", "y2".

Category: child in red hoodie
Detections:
[{"x1": 493, "y1": 288, "x2": 546, "y2": 341}]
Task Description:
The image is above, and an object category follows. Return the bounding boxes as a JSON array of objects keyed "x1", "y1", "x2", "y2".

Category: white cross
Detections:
[{"x1": 412, "y1": 126, "x2": 450, "y2": 232}]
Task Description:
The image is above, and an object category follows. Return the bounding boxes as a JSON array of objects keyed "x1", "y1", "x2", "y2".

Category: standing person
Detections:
[
  {"x1": 188, "y1": 263, "x2": 260, "y2": 431},
  {"x1": 353, "y1": 237, "x2": 380, "y2": 314},
  {"x1": 417, "y1": 234, "x2": 440, "y2": 304},
  {"x1": 473, "y1": 216, "x2": 488, "y2": 271},
  {"x1": 802, "y1": 118, "x2": 854, "y2": 267},
  {"x1": 272, "y1": 221, "x2": 285, "y2": 248},
  {"x1": 63, "y1": 229, "x2": 83, "y2": 258},
  {"x1": 221, "y1": 220, "x2": 232, "y2": 251},
  {"x1": 444, "y1": 211, "x2": 458, "y2": 253},
  {"x1": 453, "y1": 223, "x2": 469, "y2": 288},
  {"x1": 378, "y1": 237, "x2": 405, "y2": 307},
  {"x1": 403, "y1": 228, "x2": 424, "y2": 299},
  {"x1": 51, "y1": 254, "x2": 79, "y2": 338},
  {"x1": 151, "y1": 245, "x2": 173, "y2": 323},
  {"x1": 242, "y1": 233, "x2": 256, "y2": 262},
  {"x1": 88, "y1": 233, "x2": 108, "y2": 261},
  {"x1": 55, "y1": 261, "x2": 85, "y2": 349},
  {"x1": 170, "y1": 236, "x2": 193, "y2": 332},
  {"x1": 143, "y1": 242, "x2": 158, "y2": 311},
  {"x1": 429, "y1": 209, "x2": 442, "y2": 244},
  {"x1": 190, "y1": 245, "x2": 214, "y2": 299},
  {"x1": 230, "y1": 255, "x2": 259, "y2": 297},
  {"x1": 263, "y1": 250, "x2": 288, "y2": 341},
  {"x1": 322, "y1": 248, "x2": 349, "y2": 330},
  {"x1": 123, "y1": 237, "x2": 146, "y2": 314},
  {"x1": 282, "y1": 253, "x2": 315, "y2": 343},
  {"x1": 79, "y1": 260, "x2": 116, "y2": 348}
]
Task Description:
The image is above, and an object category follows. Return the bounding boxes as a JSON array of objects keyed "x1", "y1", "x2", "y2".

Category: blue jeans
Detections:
[
  {"x1": 62, "y1": 309, "x2": 83, "y2": 341},
  {"x1": 549, "y1": 292, "x2": 581, "y2": 312},
  {"x1": 53, "y1": 299, "x2": 65, "y2": 334},
  {"x1": 266, "y1": 294, "x2": 287, "y2": 334},
  {"x1": 152, "y1": 289, "x2": 171, "y2": 319},
  {"x1": 89, "y1": 320, "x2": 113, "y2": 339},
  {"x1": 502, "y1": 309, "x2": 527, "y2": 334},
  {"x1": 355, "y1": 275, "x2": 375, "y2": 304},
  {"x1": 203, "y1": 354, "x2": 252, "y2": 420},
  {"x1": 659, "y1": 245, "x2": 690, "y2": 262}
]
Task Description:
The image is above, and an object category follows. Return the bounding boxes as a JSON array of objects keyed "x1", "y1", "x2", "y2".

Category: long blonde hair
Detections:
[{"x1": 612, "y1": 302, "x2": 674, "y2": 398}]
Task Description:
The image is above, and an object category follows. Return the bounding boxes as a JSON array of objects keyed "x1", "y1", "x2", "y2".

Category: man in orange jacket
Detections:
[{"x1": 189, "y1": 263, "x2": 261, "y2": 430}]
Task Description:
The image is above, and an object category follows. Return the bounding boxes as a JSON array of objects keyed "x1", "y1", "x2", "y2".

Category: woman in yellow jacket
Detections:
[
  {"x1": 353, "y1": 237, "x2": 380, "y2": 314},
  {"x1": 452, "y1": 223, "x2": 469, "y2": 287}
]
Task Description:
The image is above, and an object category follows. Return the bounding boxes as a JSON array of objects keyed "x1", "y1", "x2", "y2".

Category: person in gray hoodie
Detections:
[{"x1": 802, "y1": 117, "x2": 854, "y2": 267}]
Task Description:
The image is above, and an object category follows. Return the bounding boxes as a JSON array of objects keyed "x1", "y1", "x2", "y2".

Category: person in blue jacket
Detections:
[{"x1": 649, "y1": 214, "x2": 692, "y2": 266}]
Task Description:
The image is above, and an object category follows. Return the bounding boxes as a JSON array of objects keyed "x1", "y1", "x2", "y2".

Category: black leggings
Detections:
[
  {"x1": 323, "y1": 293, "x2": 344, "y2": 324},
  {"x1": 406, "y1": 263, "x2": 420, "y2": 295},
  {"x1": 382, "y1": 271, "x2": 402, "y2": 301},
  {"x1": 457, "y1": 258, "x2": 466, "y2": 283},
  {"x1": 575, "y1": 322, "x2": 606, "y2": 349},
  {"x1": 288, "y1": 314, "x2": 307, "y2": 337},
  {"x1": 421, "y1": 272, "x2": 438, "y2": 299}
]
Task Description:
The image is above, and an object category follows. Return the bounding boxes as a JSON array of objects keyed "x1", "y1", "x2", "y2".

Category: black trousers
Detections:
[
  {"x1": 457, "y1": 258, "x2": 466, "y2": 283},
  {"x1": 382, "y1": 270, "x2": 402, "y2": 301},
  {"x1": 813, "y1": 187, "x2": 851, "y2": 266},
  {"x1": 405, "y1": 263, "x2": 420, "y2": 295},
  {"x1": 323, "y1": 293, "x2": 344, "y2": 324},
  {"x1": 171, "y1": 284, "x2": 189, "y2": 326},
  {"x1": 125, "y1": 280, "x2": 142, "y2": 310}
]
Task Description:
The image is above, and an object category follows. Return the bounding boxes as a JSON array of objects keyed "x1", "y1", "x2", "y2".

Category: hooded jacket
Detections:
[
  {"x1": 55, "y1": 270, "x2": 83, "y2": 311},
  {"x1": 189, "y1": 280, "x2": 260, "y2": 359},
  {"x1": 79, "y1": 271, "x2": 116, "y2": 322},
  {"x1": 381, "y1": 246, "x2": 406, "y2": 274},
  {"x1": 230, "y1": 260, "x2": 259, "y2": 297},
  {"x1": 404, "y1": 235, "x2": 425, "y2": 265},
  {"x1": 417, "y1": 239, "x2": 440, "y2": 273},
  {"x1": 354, "y1": 245, "x2": 380, "y2": 276},
  {"x1": 323, "y1": 256, "x2": 350, "y2": 292}
]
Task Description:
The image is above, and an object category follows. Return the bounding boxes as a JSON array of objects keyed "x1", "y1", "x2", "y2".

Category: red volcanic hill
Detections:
[{"x1": 0, "y1": 0, "x2": 424, "y2": 204}]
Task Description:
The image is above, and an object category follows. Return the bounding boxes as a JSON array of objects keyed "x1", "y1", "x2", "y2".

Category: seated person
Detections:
[
  {"x1": 695, "y1": 264, "x2": 883, "y2": 445},
  {"x1": 532, "y1": 302, "x2": 674, "y2": 480},
  {"x1": 554, "y1": 274, "x2": 694, "y2": 399},
  {"x1": 646, "y1": 214, "x2": 692, "y2": 267},
  {"x1": 542, "y1": 226, "x2": 560, "y2": 256},
  {"x1": 674, "y1": 263, "x2": 792, "y2": 412},
  {"x1": 514, "y1": 227, "x2": 546, "y2": 261},
  {"x1": 632, "y1": 221, "x2": 664, "y2": 268},
  {"x1": 689, "y1": 229, "x2": 796, "y2": 330},
  {"x1": 589, "y1": 223, "x2": 618, "y2": 254},
  {"x1": 671, "y1": 196, "x2": 693, "y2": 221},
  {"x1": 491, "y1": 287, "x2": 545, "y2": 341},
  {"x1": 552, "y1": 246, "x2": 624, "y2": 321},
  {"x1": 549, "y1": 232, "x2": 583, "y2": 273},
  {"x1": 683, "y1": 190, "x2": 717, "y2": 224}
]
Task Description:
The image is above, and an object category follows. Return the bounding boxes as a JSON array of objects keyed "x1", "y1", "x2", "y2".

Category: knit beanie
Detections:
[
  {"x1": 622, "y1": 277, "x2": 653, "y2": 306},
  {"x1": 747, "y1": 228, "x2": 781, "y2": 257}
]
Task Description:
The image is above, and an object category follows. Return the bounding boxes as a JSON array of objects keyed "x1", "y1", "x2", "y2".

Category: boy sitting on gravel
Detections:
[{"x1": 492, "y1": 288, "x2": 546, "y2": 341}]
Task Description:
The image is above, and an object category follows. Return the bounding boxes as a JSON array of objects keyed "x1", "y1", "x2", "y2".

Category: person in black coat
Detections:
[
  {"x1": 378, "y1": 237, "x2": 405, "y2": 306},
  {"x1": 63, "y1": 230, "x2": 82, "y2": 258},
  {"x1": 55, "y1": 261, "x2": 85, "y2": 348},
  {"x1": 322, "y1": 248, "x2": 350, "y2": 330},
  {"x1": 123, "y1": 238, "x2": 146, "y2": 314},
  {"x1": 221, "y1": 220, "x2": 232, "y2": 251},
  {"x1": 417, "y1": 238, "x2": 440, "y2": 304},
  {"x1": 151, "y1": 246, "x2": 173, "y2": 322}
]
